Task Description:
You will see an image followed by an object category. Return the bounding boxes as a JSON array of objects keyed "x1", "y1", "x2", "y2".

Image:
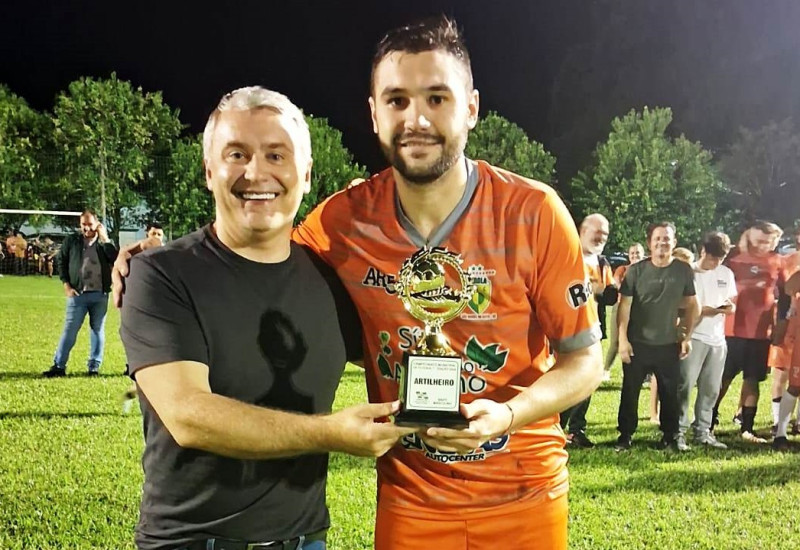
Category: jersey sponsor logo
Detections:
[
  {"x1": 566, "y1": 279, "x2": 591, "y2": 309},
  {"x1": 375, "y1": 330, "x2": 401, "y2": 381},
  {"x1": 400, "y1": 432, "x2": 510, "y2": 463},
  {"x1": 462, "y1": 265, "x2": 497, "y2": 321},
  {"x1": 374, "y1": 328, "x2": 500, "y2": 396},
  {"x1": 361, "y1": 267, "x2": 397, "y2": 295},
  {"x1": 465, "y1": 336, "x2": 509, "y2": 373},
  {"x1": 750, "y1": 265, "x2": 760, "y2": 275}
]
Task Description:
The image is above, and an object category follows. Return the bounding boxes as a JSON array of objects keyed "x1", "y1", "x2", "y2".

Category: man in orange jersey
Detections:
[
  {"x1": 561, "y1": 213, "x2": 617, "y2": 447},
  {"x1": 712, "y1": 221, "x2": 786, "y2": 442},
  {"x1": 773, "y1": 268, "x2": 800, "y2": 450},
  {"x1": 295, "y1": 17, "x2": 603, "y2": 550},
  {"x1": 114, "y1": 17, "x2": 603, "y2": 549},
  {"x1": 768, "y1": 226, "x2": 800, "y2": 433}
]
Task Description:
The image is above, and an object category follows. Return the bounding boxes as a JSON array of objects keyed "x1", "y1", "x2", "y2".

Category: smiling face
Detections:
[
  {"x1": 648, "y1": 226, "x2": 677, "y2": 257},
  {"x1": 369, "y1": 49, "x2": 479, "y2": 185},
  {"x1": 204, "y1": 108, "x2": 311, "y2": 238},
  {"x1": 80, "y1": 213, "x2": 98, "y2": 239},
  {"x1": 628, "y1": 244, "x2": 644, "y2": 264}
]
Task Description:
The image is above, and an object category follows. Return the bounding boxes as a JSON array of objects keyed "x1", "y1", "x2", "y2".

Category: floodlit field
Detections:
[{"x1": 1, "y1": 276, "x2": 798, "y2": 549}]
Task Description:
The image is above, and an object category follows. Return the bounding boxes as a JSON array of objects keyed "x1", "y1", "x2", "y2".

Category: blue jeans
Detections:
[{"x1": 53, "y1": 291, "x2": 109, "y2": 371}]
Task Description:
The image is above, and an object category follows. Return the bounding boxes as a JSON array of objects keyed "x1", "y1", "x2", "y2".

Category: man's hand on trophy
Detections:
[
  {"x1": 325, "y1": 401, "x2": 418, "y2": 457},
  {"x1": 422, "y1": 399, "x2": 514, "y2": 454}
]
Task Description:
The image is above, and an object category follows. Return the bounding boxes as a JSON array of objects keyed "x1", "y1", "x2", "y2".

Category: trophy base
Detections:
[{"x1": 394, "y1": 408, "x2": 468, "y2": 429}]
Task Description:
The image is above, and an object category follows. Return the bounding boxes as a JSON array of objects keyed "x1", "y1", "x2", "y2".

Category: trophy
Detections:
[{"x1": 393, "y1": 247, "x2": 476, "y2": 428}]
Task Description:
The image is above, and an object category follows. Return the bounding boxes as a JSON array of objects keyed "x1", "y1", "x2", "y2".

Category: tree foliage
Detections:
[
  {"x1": 297, "y1": 115, "x2": 367, "y2": 223},
  {"x1": 0, "y1": 85, "x2": 54, "y2": 230},
  {"x1": 570, "y1": 107, "x2": 722, "y2": 252},
  {"x1": 549, "y1": 1, "x2": 800, "y2": 183},
  {"x1": 465, "y1": 111, "x2": 556, "y2": 183},
  {"x1": 147, "y1": 135, "x2": 213, "y2": 238},
  {"x1": 717, "y1": 118, "x2": 800, "y2": 230},
  {"x1": 52, "y1": 73, "x2": 183, "y2": 242}
]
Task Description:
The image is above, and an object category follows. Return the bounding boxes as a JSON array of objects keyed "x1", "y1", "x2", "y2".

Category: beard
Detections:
[
  {"x1": 587, "y1": 242, "x2": 606, "y2": 256},
  {"x1": 380, "y1": 130, "x2": 467, "y2": 185}
]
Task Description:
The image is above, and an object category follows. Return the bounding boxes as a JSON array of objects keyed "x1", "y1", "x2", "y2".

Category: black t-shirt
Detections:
[
  {"x1": 120, "y1": 226, "x2": 362, "y2": 549},
  {"x1": 620, "y1": 258, "x2": 696, "y2": 345}
]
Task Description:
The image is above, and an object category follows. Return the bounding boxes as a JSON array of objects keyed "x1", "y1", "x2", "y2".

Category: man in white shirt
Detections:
[{"x1": 677, "y1": 232, "x2": 737, "y2": 449}]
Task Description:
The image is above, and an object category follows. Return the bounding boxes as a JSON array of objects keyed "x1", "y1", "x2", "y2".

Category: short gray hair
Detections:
[{"x1": 202, "y1": 86, "x2": 311, "y2": 163}]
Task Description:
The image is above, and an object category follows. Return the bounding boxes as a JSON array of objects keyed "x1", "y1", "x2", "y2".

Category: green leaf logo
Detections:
[{"x1": 465, "y1": 336, "x2": 509, "y2": 373}]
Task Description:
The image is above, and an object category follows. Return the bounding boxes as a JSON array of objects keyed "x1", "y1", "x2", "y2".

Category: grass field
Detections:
[{"x1": 1, "y1": 276, "x2": 799, "y2": 549}]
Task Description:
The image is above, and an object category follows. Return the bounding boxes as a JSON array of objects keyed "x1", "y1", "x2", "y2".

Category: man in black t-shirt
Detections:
[
  {"x1": 615, "y1": 222, "x2": 699, "y2": 452},
  {"x1": 120, "y1": 87, "x2": 414, "y2": 550}
]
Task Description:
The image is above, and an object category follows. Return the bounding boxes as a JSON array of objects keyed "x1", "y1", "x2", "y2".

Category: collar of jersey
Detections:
[{"x1": 393, "y1": 157, "x2": 479, "y2": 249}]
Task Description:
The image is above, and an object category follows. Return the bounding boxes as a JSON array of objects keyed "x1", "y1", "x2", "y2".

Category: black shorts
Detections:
[{"x1": 723, "y1": 337, "x2": 770, "y2": 381}]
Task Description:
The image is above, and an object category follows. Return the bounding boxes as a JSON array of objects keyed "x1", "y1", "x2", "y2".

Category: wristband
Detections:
[{"x1": 503, "y1": 402, "x2": 515, "y2": 434}]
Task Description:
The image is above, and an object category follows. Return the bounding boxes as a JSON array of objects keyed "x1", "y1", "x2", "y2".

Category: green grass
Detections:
[{"x1": 1, "y1": 276, "x2": 798, "y2": 549}]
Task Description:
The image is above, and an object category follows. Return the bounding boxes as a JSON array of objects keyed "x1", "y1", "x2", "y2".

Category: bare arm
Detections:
[
  {"x1": 505, "y1": 342, "x2": 603, "y2": 429},
  {"x1": 677, "y1": 294, "x2": 700, "y2": 358},
  {"x1": 700, "y1": 299, "x2": 736, "y2": 318},
  {"x1": 135, "y1": 360, "x2": 415, "y2": 459},
  {"x1": 617, "y1": 295, "x2": 634, "y2": 363},
  {"x1": 679, "y1": 295, "x2": 701, "y2": 339},
  {"x1": 423, "y1": 343, "x2": 603, "y2": 453}
]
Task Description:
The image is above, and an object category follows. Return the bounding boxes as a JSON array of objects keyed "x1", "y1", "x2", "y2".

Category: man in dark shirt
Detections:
[
  {"x1": 615, "y1": 221, "x2": 699, "y2": 451},
  {"x1": 120, "y1": 87, "x2": 413, "y2": 550},
  {"x1": 43, "y1": 210, "x2": 117, "y2": 377}
]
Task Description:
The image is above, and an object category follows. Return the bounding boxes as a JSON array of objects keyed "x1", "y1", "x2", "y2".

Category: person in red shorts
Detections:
[
  {"x1": 295, "y1": 16, "x2": 603, "y2": 549},
  {"x1": 713, "y1": 221, "x2": 786, "y2": 442}
]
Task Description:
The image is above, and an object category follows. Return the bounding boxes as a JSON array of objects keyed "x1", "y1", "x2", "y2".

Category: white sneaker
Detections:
[
  {"x1": 740, "y1": 431, "x2": 768, "y2": 444},
  {"x1": 695, "y1": 434, "x2": 728, "y2": 449},
  {"x1": 122, "y1": 398, "x2": 135, "y2": 414},
  {"x1": 602, "y1": 371, "x2": 612, "y2": 382}
]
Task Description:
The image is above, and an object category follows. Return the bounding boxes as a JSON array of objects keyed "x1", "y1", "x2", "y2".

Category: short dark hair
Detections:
[
  {"x1": 146, "y1": 222, "x2": 163, "y2": 233},
  {"x1": 701, "y1": 231, "x2": 731, "y2": 258},
  {"x1": 81, "y1": 209, "x2": 96, "y2": 219},
  {"x1": 370, "y1": 16, "x2": 473, "y2": 94},
  {"x1": 646, "y1": 221, "x2": 676, "y2": 242}
]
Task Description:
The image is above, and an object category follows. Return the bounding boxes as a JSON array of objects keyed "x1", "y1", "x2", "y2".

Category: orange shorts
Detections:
[
  {"x1": 769, "y1": 343, "x2": 793, "y2": 370},
  {"x1": 374, "y1": 490, "x2": 568, "y2": 550},
  {"x1": 789, "y1": 365, "x2": 800, "y2": 388}
]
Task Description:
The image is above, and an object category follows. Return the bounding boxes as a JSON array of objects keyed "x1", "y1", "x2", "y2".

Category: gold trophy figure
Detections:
[{"x1": 394, "y1": 246, "x2": 476, "y2": 428}]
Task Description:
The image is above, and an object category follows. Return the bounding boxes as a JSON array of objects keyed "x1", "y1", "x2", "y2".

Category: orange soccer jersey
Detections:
[
  {"x1": 769, "y1": 252, "x2": 800, "y2": 369},
  {"x1": 585, "y1": 258, "x2": 614, "y2": 289},
  {"x1": 294, "y1": 160, "x2": 599, "y2": 517}
]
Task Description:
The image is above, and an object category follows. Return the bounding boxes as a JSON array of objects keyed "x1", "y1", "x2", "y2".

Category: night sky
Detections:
[{"x1": 3, "y1": 0, "x2": 799, "y2": 179}]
